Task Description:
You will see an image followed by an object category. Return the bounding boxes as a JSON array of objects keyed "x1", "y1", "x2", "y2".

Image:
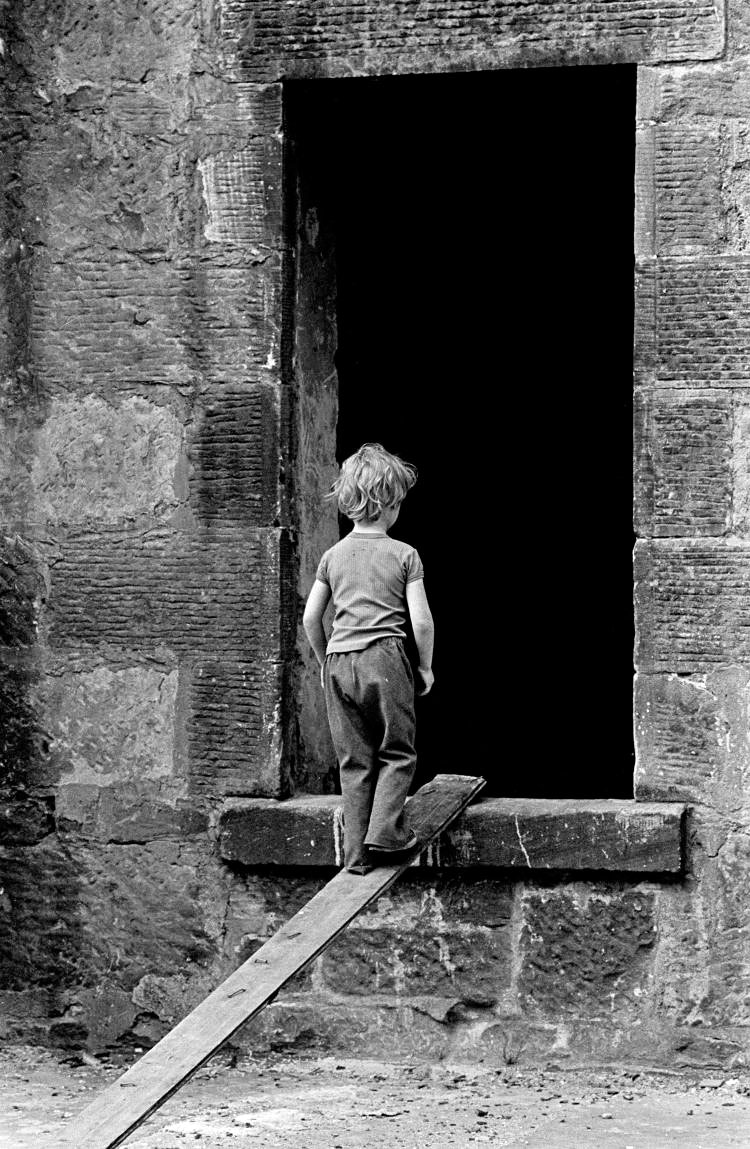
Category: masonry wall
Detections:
[{"x1": 2, "y1": 0, "x2": 749, "y2": 1068}]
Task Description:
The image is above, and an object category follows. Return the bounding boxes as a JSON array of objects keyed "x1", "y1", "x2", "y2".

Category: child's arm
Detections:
[
  {"x1": 406, "y1": 579, "x2": 434, "y2": 696},
  {"x1": 303, "y1": 579, "x2": 332, "y2": 682}
]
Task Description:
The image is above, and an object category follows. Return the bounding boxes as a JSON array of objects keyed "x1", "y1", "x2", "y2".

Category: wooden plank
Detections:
[{"x1": 61, "y1": 774, "x2": 485, "y2": 1149}]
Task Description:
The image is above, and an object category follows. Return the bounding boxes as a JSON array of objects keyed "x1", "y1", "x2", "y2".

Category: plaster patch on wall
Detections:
[
  {"x1": 45, "y1": 666, "x2": 178, "y2": 787},
  {"x1": 29, "y1": 395, "x2": 184, "y2": 525}
]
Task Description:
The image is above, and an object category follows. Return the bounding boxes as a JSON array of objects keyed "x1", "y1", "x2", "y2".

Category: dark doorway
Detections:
[{"x1": 287, "y1": 66, "x2": 636, "y2": 798}]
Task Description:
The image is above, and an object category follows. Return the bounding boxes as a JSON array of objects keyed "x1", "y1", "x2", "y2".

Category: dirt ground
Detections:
[{"x1": 2, "y1": 1045, "x2": 750, "y2": 1149}]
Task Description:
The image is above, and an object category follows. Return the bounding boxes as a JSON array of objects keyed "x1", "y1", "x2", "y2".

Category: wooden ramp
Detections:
[{"x1": 62, "y1": 773, "x2": 485, "y2": 1149}]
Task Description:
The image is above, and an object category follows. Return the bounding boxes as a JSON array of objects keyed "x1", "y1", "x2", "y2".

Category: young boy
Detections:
[{"x1": 303, "y1": 443, "x2": 434, "y2": 874}]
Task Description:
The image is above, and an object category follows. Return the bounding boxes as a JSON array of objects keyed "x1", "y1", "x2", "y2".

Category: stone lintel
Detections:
[{"x1": 218, "y1": 797, "x2": 686, "y2": 873}]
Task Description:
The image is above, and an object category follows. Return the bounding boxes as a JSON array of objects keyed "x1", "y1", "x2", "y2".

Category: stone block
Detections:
[
  {"x1": 635, "y1": 258, "x2": 750, "y2": 388},
  {"x1": 634, "y1": 391, "x2": 731, "y2": 536},
  {"x1": 635, "y1": 669, "x2": 750, "y2": 811},
  {"x1": 39, "y1": 122, "x2": 190, "y2": 258},
  {"x1": 0, "y1": 539, "x2": 54, "y2": 791},
  {"x1": 69, "y1": 984, "x2": 138, "y2": 1050},
  {"x1": 128, "y1": 965, "x2": 223, "y2": 1047},
  {"x1": 0, "y1": 842, "x2": 87, "y2": 991},
  {"x1": 56, "y1": 784, "x2": 209, "y2": 844},
  {"x1": 40, "y1": 665, "x2": 179, "y2": 788},
  {"x1": 27, "y1": 395, "x2": 184, "y2": 527},
  {"x1": 219, "y1": 0, "x2": 724, "y2": 80},
  {"x1": 635, "y1": 539, "x2": 750, "y2": 671},
  {"x1": 46, "y1": 527, "x2": 284, "y2": 658},
  {"x1": 242, "y1": 999, "x2": 450, "y2": 1060},
  {"x1": 199, "y1": 144, "x2": 282, "y2": 250},
  {"x1": 0, "y1": 839, "x2": 220, "y2": 1001},
  {"x1": 519, "y1": 886, "x2": 657, "y2": 1018},
  {"x1": 25, "y1": 0, "x2": 196, "y2": 99},
  {"x1": 639, "y1": 61, "x2": 750, "y2": 123},
  {"x1": 318, "y1": 878, "x2": 514, "y2": 1003},
  {"x1": 188, "y1": 384, "x2": 280, "y2": 526},
  {"x1": 0, "y1": 989, "x2": 55, "y2": 1022},
  {"x1": 30, "y1": 250, "x2": 281, "y2": 392},
  {"x1": 0, "y1": 534, "x2": 46, "y2": 647},
  {"x1": 0, "y1": 654, "x2": 53, "y2": 793},
  {"x1": 655, "y1": 125, "x2": 723, "y2": 253},
  {"x1": 222, "y1": 872, "x2": 327, "y2": 944},
  {"x1": 186, "y1": 657, "x2": 288, "y2": 797},
  {"x1": 731, "y1": 398, "x2": 750, "y2": 534},
  {"x1": 321, "y1": 921, "x2": 510, "y2": 1002},
  {"x1": 218, "y1": 796, "x2": 685, "y2": 872},
  {"x1": 636, "y1": 124, "x2": 723, "y2": 256},
  {"x1": 653, "y1": 832, "x2": 750, "y2": 1031},
  {"x1": 0, "y1": 791, "x2": 55, "y2": 846},
  {"x1": 71, "y1": 840, "x2": 216, "y2": 987}
]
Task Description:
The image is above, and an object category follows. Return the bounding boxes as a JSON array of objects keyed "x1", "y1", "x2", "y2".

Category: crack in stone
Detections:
[{"x1": 514, "y1": 815, "x2": 532, "y2": 868}]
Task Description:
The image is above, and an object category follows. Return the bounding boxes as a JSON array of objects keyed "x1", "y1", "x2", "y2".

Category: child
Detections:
[{"x1": 303, "y1": 443, "x2": 434, "y2": 874}]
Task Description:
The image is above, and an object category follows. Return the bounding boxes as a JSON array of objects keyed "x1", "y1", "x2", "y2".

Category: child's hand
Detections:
[
  {"x1": 417, "y1": 667, "x2": 434, "y2": 696},
  {"x1": 320, "y1": 663, "x2": 325, "y2": 690}
]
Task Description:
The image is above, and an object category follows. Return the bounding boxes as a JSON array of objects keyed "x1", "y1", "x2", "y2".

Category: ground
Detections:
[{"x1": 3, "y1": 1046, "x2": 750, "y2": 1148}]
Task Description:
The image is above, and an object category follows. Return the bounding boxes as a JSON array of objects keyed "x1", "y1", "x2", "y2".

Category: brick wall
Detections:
[{"x1": 2, "y1": 0, "x2": 749, "y2": 1068}]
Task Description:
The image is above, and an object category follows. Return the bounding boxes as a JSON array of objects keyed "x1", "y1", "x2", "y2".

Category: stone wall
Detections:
[
  {"x1": 0, "y1": 0, "x2": 293, "y2": 1048},
  {"x1": 2, "y1": 0, "x2": 750, "y2": 1069}
]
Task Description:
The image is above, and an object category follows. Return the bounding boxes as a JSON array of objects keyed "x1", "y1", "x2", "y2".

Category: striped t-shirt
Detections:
[{"x1": 316, "y1": 531, "x2": 424, "y2": 654}]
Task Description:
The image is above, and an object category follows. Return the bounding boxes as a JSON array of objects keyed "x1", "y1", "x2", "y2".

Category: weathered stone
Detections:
[
  {"x1": 0, "y1": 791, "x2": 55, "y2": 846},
  {"x1": 56, "y1": 784, "x2": 209, "y2": 844},
  {"x1": 0, "y1": 838, "x2": 218, "y2": 1000},
  {"x1": 0, "y1": 535, "x2": 46, "y2": 648},
  {"x1": 635, "y1": 539, "x2": 750, "y2": 670},
  {"x1": 635, "y1": 669, "x2": 750, "y2": 813},
  {"x1": 46, "y1": 528, "x2": 283, "y2": 658},
  {"x1": 41, "y1": 666, "x2": 179, "y2": 789},
  {"x1": 322, "y1": 922, "x2": 510, "y2": 1002},
  {"x1": 70, "y1": 985, "x2": 138, "y2": 1050},
  {"x1": 634, "y1": 391, "x2": 731, "y2": 537},
  {"x1": 218, "y1": 796, "x2": 685, "y2": 872},
  {"x1": 71, "y1": 840, "x2": 216, "y2": 988},
  {"x1": 188, "y1": 384, "x2": 280, "y2": 527},
  {"x1": 652, "y1": 826, "x2": 750, "y2": 1032},
  {"x1": 0, "y1": 989, "x2": 55, "y2": 1019},
  {"x1": 186, "y1": 657, "x2": 288, "y2": 797},
  {"x1": 27, "y1": 395, "x2": 185, "y2": 527},
  {"x1": 242, "y1": 999, "x2": 450, "y2": 1059},
  {"x1": 131, "y1": 970, "x2": 220, "y2": 1030},
  {"x1": 636, "y1": 124, "x2": 723, "y2": 256},
  {"x1": 519, "y1": 886, "x2": 658, "y2": 1017},
  {"x1": 731, "y1": 398, "x2": 750, "y2": 534},
  {"x1": 3, "y1": 0, "x2": 750, "y2": 1074},
  {"x1": 635, "y1": 258, "x2": 750, "y2": 388},
  {"x1": 0, "y1": 843, "x2": 87, "y2": 991},
  {"x1": 220, "y1": 0, "x2": 724, "y2": 81}
]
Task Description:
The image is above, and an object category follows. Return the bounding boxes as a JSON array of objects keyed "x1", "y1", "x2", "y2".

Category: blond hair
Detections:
[{"x1": 330, "y1": 443, "x2": 417, "y2": 523}]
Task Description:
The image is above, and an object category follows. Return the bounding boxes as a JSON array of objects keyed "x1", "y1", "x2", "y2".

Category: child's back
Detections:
[
  {"x1": 318, "y1": 531, "x2": 423, "y2": 653},
  {"x1": 303, "y1": 443, "x2": 434, "y2": 873}
]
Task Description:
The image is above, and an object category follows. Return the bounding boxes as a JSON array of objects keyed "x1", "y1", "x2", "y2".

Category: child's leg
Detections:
[
  {"x1": 361, "y1": 639, "x2": 418, "y2": 852},
  {"x1": 324, "y1": 653, "x2": 379, "y2": 871}
]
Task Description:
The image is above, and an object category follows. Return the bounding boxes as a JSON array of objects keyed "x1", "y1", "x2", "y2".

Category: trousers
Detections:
[{"x1": 324, "y1": 637, "x2": 417, "y2": 871}]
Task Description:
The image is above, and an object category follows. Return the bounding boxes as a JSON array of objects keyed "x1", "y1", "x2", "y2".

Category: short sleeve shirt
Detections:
[{"x1": 316, "y1": 532, "x2": 424, "y2": 654}]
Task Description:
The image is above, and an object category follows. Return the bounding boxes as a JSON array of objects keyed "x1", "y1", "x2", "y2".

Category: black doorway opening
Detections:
[{"x1": 287, "y1": 66, "x2": 636, "y2": 798}]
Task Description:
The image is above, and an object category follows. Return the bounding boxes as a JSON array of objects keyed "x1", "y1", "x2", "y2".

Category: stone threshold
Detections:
[{"x1": 218, "y1": 796, "x2": 686, "y2": 873}]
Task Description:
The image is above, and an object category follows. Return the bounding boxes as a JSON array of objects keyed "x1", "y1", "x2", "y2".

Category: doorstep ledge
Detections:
[{"x1": 217, "y1": 796, "x2": 686, "y2": 873}]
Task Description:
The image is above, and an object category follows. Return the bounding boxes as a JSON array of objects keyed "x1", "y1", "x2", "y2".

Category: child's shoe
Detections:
[{"x1": 365, "y1": 830, "x2": 419, "y2": 862}]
